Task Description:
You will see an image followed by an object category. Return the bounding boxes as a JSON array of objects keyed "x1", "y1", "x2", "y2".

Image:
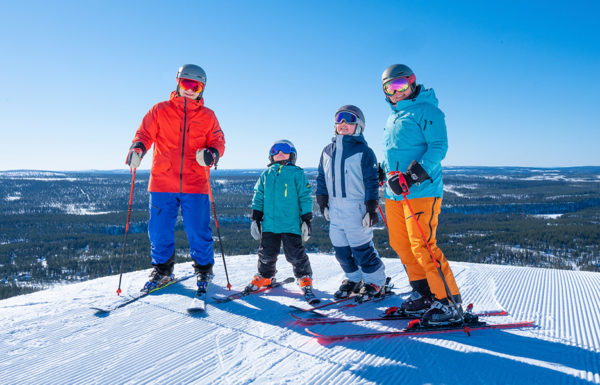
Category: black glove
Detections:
[
  {"x1": 301, "y1": 213, "x2": 312, "y2": 242},
  {"x1": 387, "y1": 160, "x2": 431, "y2": 195},
  {"x1": 362, "y1": 200, "x2": 379, "y2": 228},
  {"x1": 377, "y1": 163, "x2": 386, "y2": 186},
  {"x1": 196, "y1": 147, "x2": 220, "y2": 167},
  {"x1": 405, "y1": 160, "x2": 431, "y2": 186},
  {"x1": 125, "y1": 142, "x2": 147, "y2": 168},
  {"x1": 250, "y1": 210, "x2": 264, "y2": 241},
  {"x1": 316, "y1": 195, "x2": 329, "y2": 215}
]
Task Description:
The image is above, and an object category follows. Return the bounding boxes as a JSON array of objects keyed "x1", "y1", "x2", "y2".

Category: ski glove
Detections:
[
  {"x1": 250, "y1": 210, "x2": 263, "y2": 240},
  {"x1": 387, "y1": 160, "x2": 432, "y2": 195},
  {"x1": 301, "y1": 213, "x2": 312, "y2": 242},
  {"x1": 250, "y1": 221, "x2": 262, "y2": 241},
  {"x1": 196, "y1": 147, "x2": 220, "y2": 167},
  {"x1": 316, "y1": 195, "x2": 330, "y2": 221},
  {"x1": 377, "y1": 163, "x2": 386, "y2": 186},
  {"x1": 362, "y1": 200, "x2": 379, "y2": 228},
  {"x1": 125, "y1": 142, "x2": 147, "y2": 169}
]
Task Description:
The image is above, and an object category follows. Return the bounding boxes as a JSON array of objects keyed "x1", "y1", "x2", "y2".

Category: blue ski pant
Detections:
[
  {"x1": 329, "y1": 198, "x2": 386, "y2": 287},
  {"x1": 148, "y1": 192, "x2": 214, "y2": 266}
]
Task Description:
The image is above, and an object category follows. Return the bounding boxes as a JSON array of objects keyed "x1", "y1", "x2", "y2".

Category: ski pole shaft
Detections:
[
  {"x1": 204, "y1": 167, "x2": 232, "y2": 290},
  {"x1": 377, "y1": 203, "x2": 388, "y2": 227},
  {"x1": 117, "y1": 168, "x2": 136, "y2": 296}
]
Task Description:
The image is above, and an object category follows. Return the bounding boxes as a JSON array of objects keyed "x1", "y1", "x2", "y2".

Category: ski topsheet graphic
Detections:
[{"x1": 91, "y1": 274, "x2": 195, "y2": 314}]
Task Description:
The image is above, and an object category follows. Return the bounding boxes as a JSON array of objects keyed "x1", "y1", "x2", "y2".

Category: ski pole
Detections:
[
  {"x1": 377, "y1": 203, "x2": 388, "y2": 227},
  {"x1": 116, "y1": 168, "x2": 136, "y2": 296},
  {"x1": 204, "y1": 167, "x2": 232, "y2": 290},
  {"x1": 390, "y1": 171, "x2": 462, "y2": 318}
]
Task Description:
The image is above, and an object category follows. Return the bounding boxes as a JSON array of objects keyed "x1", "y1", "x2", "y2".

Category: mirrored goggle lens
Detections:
[
  {"x1": 179, "y1": 78, "x2": 204, "y2": 92},
  {"x1": 270, "y1": 143, "x2": 293, "y2": 156},
  {"x1": 335, "y1": 111, "x2": 358, "y2": 124},
  {"x1": 383, "y1": 77, "x2": 410, "y2": 96}
]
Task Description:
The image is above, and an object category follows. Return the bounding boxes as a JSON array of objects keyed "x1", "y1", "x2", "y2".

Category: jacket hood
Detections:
[
  {"x1": 388, "y1": 86, "x2": 439, "y2": 112},
  {"x1": 169, "y1": 91, "x2": 205, "y2": 110}
]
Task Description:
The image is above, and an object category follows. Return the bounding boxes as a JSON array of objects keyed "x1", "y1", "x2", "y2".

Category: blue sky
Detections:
[{"x1": 0, "y1": 0, "x2": 598, "y2": 170}]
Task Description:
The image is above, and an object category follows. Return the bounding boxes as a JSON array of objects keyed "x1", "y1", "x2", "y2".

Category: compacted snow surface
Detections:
[{"x1": 1, "y1": 254, "x2": 599, "y2": 385}]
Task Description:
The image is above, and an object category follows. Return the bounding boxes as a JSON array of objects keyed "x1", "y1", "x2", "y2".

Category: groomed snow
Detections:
[{"x1": 1, "y1": 254, "x2": 599, "y2": 385}]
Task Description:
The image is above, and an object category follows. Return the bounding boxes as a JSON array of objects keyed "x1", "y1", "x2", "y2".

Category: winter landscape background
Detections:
[{"x1": 1, "y1": 167, "x2": 599, "y2": 299}]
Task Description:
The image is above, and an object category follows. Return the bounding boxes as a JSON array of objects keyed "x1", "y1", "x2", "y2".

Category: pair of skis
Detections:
[
  {"x1": 92, "y1": 276, "x2": 298, "y2": 314},
  {"x1": 293, "y1": 303, "x2": 535, "y2": 341},
  {"x1": 91, "y1": 274, "x2": 208, "y2": 314}
]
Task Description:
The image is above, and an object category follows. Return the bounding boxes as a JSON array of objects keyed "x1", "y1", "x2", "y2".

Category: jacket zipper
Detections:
[
  {"x1": 180, "y1": 98, "x2": 187, "y2": 193},
  {"x1": 284, "y1": 183, "x2": 288, "y2": 197}
]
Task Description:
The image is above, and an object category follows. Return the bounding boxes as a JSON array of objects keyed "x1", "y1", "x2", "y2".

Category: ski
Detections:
[
  {"x1": 91, "y1": 274, "x2": 196, "y2": 314},
  {"x1": 290, "y1": 277, "x2": 400, "y2": 316},
  {"x1": 292, "y1": 309, "x2": 508, "y2": 325},
  {"x1": 212, "y1": 277, "x2": 295, "y2": 304},
  {"x1": 187, "y1": 289, "x2": 208, "y2": 313},
  {"x1": 305, "y1": 320, "x2": 536, "y2": 341}
]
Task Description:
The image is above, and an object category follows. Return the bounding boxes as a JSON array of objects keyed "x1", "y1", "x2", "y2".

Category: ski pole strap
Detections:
[{"x1": 388, "y1": 171, "x2": 410, "y2": 195}]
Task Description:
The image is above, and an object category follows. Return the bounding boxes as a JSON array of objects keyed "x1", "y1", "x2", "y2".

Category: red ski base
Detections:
[{"x1": 305, "y1": 321, "x2": 536, "y2": 341}]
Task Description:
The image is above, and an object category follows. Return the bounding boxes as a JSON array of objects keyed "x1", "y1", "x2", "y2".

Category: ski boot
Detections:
[
  {"x1": 244, "y1": 274, "x2": 274, "y2": 293},
  {"x1": 193, "y1": 263, "x2": 214, "y2": 294},
  {"x1": 355, "y1": 282, "x2": 382, "y2": 302},
  {"x1": 298, "y1": 275, "x2": 320, "y2": 305},
  {"x1": 422, "y1": 300, "x2": 464, "y2": 325},
  {"x1": 393, "y1": 291, "x2": 433, "y2": 317},
  {"x1": 334, "y1": 279, "x2": 362, "y2": 299},
  {"x1": 142, "y1": 265, "x2": 174, "y2": 292}
]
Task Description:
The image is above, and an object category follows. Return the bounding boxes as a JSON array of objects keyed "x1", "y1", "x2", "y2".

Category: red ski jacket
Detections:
[{"x1": 132, "y1": 91, "x2": 225, "y2": 194}]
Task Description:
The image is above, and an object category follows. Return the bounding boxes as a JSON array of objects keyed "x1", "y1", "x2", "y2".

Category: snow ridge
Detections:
[{"x1": 1, "y1": 254, "x2": 599, "y2": 384}]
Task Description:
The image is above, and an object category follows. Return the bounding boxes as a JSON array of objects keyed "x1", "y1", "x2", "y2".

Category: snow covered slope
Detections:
[{"x1": 1, "y1": 254, "x2": 599, "y2": 385}]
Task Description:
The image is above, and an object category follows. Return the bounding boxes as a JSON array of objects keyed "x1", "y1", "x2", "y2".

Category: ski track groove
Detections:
[{"x1": 1, "y1": 256, "x2": 600, "y2": 384}]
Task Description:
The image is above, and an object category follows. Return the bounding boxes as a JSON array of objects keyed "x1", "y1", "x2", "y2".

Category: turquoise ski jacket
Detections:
[
  {"x1": 382, "y1": 86, "x2": 448, "y2": 200},
  {"x1": 252, "y1": 163, "x2": 313, "y2": 235}
]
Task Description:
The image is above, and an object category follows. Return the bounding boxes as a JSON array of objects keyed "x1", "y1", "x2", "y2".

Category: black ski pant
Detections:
[{"x1": 257, "y1": 232, "x2": 312, "y2": 279}]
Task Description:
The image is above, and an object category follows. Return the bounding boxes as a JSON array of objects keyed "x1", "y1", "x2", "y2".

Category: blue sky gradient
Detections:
[{"x1": 1, "y1": 0, "x2": 598, "y2": 170}]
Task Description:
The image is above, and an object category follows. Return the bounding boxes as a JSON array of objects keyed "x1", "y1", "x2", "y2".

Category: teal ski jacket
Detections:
[
  {"x1": 382, "y1": 86, "x2": 448, "y2": 200},
  {"x1": 252, "y1": 163, "x2": 313, "y2": 235}
]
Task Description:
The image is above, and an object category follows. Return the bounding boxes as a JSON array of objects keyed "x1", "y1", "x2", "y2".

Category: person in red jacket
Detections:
[{"x1": 125, "y1": 64, "x2": 225, "y2": 293}]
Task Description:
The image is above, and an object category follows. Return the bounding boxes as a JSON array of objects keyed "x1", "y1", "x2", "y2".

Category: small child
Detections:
[
  {"x1": 316, "y1": 105, "x2": 386, "y2": 299},
  {"x1": 247, "y1": 140, "x2": 317, "y2": 303}
]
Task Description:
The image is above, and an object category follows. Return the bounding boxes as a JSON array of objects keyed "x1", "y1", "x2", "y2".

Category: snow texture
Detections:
[{"x1": 1, "y1": 254, "x2": 599, "y2": 385}]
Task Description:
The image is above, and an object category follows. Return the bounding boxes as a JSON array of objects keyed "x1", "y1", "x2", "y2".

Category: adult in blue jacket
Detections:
[
  {"x1": 381, "y1": 64, "x2": 462, "y2": 324},
  {"x1": 316, "y1": 105, "x2": 386, "y2": 299}
]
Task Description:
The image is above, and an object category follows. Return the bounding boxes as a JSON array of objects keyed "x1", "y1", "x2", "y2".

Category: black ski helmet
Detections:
[
  {"x1": 334, "y1": 105, "x2": 365, "y2": 135},
  {"x1": 268, "y1": 139, "x2": 297, "y2": 165},
  {"x1": 176, "y1": 64, "x2": 207, "y2": 99}
]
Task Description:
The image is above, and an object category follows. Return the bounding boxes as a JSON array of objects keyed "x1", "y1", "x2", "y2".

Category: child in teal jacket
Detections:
[{"x1": 246, "y1": 140, "x2": 317, "y2": 303}]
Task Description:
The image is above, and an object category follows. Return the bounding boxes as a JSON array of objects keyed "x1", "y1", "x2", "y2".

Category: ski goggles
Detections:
[
  {"x1": 383, "y1": 75, "x2": 416, "y2": 96},
  {"x1": 178, "y1": 78, "x2": 205, "y2": 92},
  {"x1": 334, "y1": 111, "x2": 359, "y2": 124},
  {"x1": 269, "y1": 142, "x2": 295, "y2": 156}
]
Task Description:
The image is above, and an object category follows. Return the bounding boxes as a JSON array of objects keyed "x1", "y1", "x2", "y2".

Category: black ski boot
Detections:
[
  {"x1": 298, "y1": 275, "x2": 320, "y2": 305},
  {"x1": 422, "y1": 299, "x2": 464, "y2": 325},
  {"x1": 142, "y1": 264, "x2": 174, "y2": 292},
  {"x1": 334, "y1": 279, "x2": 362, "y2": 299},
  {"x1": 398, "y1": 291, "x2": 433, "y2": 316},
  {"x1": 193, "y1": 262, "x2": 214, "y2": 294}
]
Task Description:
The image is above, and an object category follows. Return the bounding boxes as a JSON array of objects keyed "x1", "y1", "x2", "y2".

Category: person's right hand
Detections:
[{"x1": 125, "y1": 142, "x2": 147, "y2": 168}]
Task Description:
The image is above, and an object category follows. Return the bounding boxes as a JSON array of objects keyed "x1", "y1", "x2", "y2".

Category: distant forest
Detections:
[{"x1": 1, "y1": 167, "x2": 599, "y2": 299}]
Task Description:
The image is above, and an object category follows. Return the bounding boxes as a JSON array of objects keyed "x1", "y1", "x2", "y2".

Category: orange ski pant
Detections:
[{"x1": 385, "y1": 197, "x2": 460, "y2": 301}]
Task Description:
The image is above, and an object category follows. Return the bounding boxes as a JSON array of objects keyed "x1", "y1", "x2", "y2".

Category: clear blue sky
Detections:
[{"x1": 1, "y1": 0, "x2": 598, "y2": 171}]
